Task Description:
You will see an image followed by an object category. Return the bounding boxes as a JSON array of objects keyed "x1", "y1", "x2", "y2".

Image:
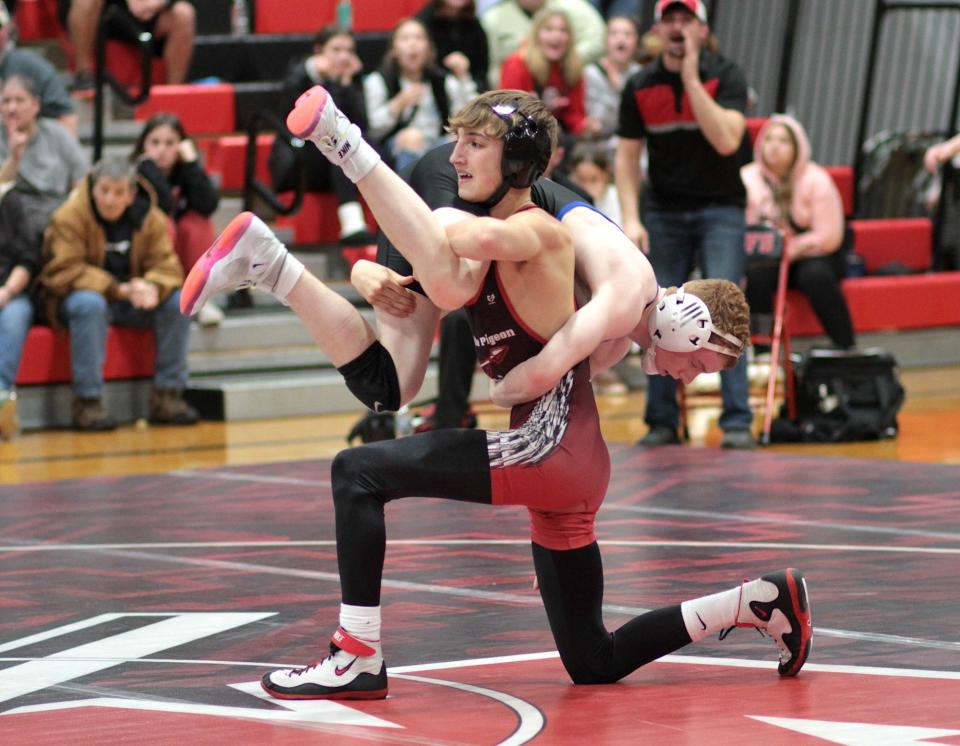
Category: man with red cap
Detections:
[{"x1": 615, "y1": 0, "x2": 756, "y2": 450}]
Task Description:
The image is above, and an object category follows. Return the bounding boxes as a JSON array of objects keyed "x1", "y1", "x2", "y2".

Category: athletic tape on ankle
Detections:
[
  {"x1": 340, "y1": 135, "x2": 381, "y2": 184},
  {"x1": 332, "y1": 627, "x2": 377, "y2": 657}
]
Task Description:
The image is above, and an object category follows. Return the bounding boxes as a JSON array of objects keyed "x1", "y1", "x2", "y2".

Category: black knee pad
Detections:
[{"x1": 337, "y1": 340, "x2": 401, "y2": 413}]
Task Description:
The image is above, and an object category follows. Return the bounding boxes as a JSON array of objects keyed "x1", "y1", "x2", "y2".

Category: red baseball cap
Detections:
[{"x1": 654, "y1": 0, "x2": 708, "y2": 23}]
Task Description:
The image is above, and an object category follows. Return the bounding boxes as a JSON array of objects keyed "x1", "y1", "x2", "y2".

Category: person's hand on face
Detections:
[
  {"x1": 443, "y1": 51, "x2": 471, "y2": 79},
  {"x1": 679, "y1": 21, "x2": 702, "y2": 81},
  {"x1": 177, "y1": 138, "x2": 198, "y2": 163},
  {"x1": 6, "y1": 123, "x2": 28, "y2": 162}
]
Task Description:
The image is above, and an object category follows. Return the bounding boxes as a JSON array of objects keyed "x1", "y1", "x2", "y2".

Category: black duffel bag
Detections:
[{"x1": 778, "y1": 348, "x2": 906, "y2": 443}]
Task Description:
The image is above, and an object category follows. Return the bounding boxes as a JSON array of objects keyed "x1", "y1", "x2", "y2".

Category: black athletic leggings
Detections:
[
  {"x1": 746, "y1": 250, "x2": 856, "y2": 349},
  {"x1": 331, "y1": 431, "x2": 692, "y2": 684}
]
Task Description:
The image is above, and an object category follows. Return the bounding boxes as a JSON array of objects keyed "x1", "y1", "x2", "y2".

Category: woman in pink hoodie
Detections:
[{"x1": 741, "y1": 114, "x2": 855, "y2": 349}]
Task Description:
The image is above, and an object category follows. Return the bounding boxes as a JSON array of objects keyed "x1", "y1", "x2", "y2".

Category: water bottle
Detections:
[
  {"x1": 336, "y1": 0, "x2": 353, "y2": 30},
  {"x1": 394, "y1": 405, "x2": 413, "y2": 438},
  {"x1": 231, "y1": 0, "x2": 250, "y2": 35}
]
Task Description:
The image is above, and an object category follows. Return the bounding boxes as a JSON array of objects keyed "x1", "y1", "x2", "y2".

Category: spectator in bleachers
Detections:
[
  {"x1": 364, "y1": 18, "x2": 477, "y2": 172},
  {"x1": 59, "y1": 0, "x2": 195, "y2": 93},
  {"x1": 615, "y1": 0, "x2": 754, "y2": 449},
  {"x1": 742, "y1": 115, "x2": 855, "y2": 351},
  {"x1": 924, "y1": 132, "x2": 960, "y2": 175},
  {"x1": 583, "y1": 15, "x2": 641, "y2": 154},
  {"x1": 499, "y1": 8, "x2": 586, "y2": 135},
  {"x1": 0, "y1": 74, "x2": 89, "y2": 254},
  {"x1": 480, "y1": 0, "x2": 605, "y2": 89},
  {"x1": 570, "y1": 144, "x2": 621, "y2": 225},
  {"x1": 0, "y1": 186, "x2": 35, "y2": 439},
  {"x1": 131, "y1": 112, "x2": 223, "y2": 325},
  {"x1": 416, "y1": 0, "x2": 489, "y2": 93},
  {"x1": 40, "y1": 156, "x2": 197, "y2": 431},
  {"x1": 271, "y1": 24, "x2": 375, "y2": 247},
  {"x1": 0, "y1": 1, "x2": 78, "y2": 133}
]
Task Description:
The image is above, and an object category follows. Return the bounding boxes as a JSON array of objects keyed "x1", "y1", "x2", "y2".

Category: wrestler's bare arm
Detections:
[
  {"x1": 489, "y1": 207, "x2": 657, "y2": 406},
  {"x1": 354, "y1": 164, "x2": 489, "y2": 310},
  {"x1": 446, "y1": 209, "x2": 570, "y2": 262}
]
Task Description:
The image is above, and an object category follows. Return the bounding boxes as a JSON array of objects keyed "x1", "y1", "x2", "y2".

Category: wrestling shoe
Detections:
[
  {"x1": 261, "y1": 627, "x2": 388, "y2": 700},
  {"x1": 180, "y1": 212, "x2": 302, "y2": 315},
  {"x1": 286, "y1": 86, "x2": 380, "y2": 183},
  {"x1": 734, "y1": 568, "x2": 812, "y2": 676}
]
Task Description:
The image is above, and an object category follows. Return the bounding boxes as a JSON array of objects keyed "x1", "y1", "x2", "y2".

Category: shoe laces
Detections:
[
  {"x1": 288, "y1": 643, "x2": 341, "y2": 677},
  {"x1": 718, "y1": 625, "x2": 769, "y2": 642}
]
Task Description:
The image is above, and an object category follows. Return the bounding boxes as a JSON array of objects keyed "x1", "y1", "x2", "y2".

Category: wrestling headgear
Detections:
[
  {"x1": 643, "y1": 287, "x2": 743, "y2": 373},
  {"x1": 480, "y1": 102, "x2": 552, "y2": 207}
]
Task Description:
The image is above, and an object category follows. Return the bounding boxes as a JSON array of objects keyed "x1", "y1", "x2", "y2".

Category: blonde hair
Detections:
[
  {"x1": 762, "y1": 122, "x2": 799, "y2": 224},
  {"x1": 683, "y1": 279, "x2": 751, "y2": 359},
  {"x1": 446, "y1": 89, "x2": 559, "y2": 156},
  {"x1": 524, "y1": 9, "x2": 582, "y2": 89}
]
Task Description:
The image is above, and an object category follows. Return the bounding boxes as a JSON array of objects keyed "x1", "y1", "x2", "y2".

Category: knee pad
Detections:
[{"x1": 337, "y1": 340, "x2": 401, "y2": 413}]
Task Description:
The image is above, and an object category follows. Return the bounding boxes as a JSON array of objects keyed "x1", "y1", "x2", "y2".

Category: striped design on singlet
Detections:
[{"x1": 487, "y1": 369, "x2": 574, "y2": 467}]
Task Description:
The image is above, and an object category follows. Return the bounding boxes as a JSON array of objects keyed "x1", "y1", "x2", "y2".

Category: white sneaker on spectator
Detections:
[{"x1": 196, "y1": 302, "x2": 225, "y2": 327}]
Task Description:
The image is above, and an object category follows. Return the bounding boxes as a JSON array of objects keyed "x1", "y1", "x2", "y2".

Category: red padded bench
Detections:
[
  {"x1": 849, "y1": 217, "x2": 932, "y2": 273},
  {"x1": 254, "y1": 0, "x2": 423, "y2": 33},
  {"x1": 14, "y1": 0, "x2": 61, "y2": 41},
  {"x1": 275, "y1": 192, "x2": 376, "y2": 245},
  {"x1": 787, "y1": 271, "x2": 960, "y2": 337},
  {"x1": 16, "y1": 326, "x2": 155, "y2": 386},
  {"x1": 135, "y1": 83, "x2": 236, "y2": 135},
  {"x1": 197, "y1": 133, "x2": 274, "y2": 192},
  {"x1": 825, "y1": 165, "x2": 854, "y2": 218}
]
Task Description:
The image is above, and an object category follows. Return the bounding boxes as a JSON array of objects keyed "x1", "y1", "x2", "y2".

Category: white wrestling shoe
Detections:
[
  {"x1": 728, "y1": 568, "x2": 812, "y2": 676},
  {"x1": 180, "y1": 212, "x2": 303, "y2": 316},
  {"x1": 261, "y1": 628, "x2": 388, "y2": 700},
  {"x1": 286, "y1": 85, "x2": 380, "y2": 183}
]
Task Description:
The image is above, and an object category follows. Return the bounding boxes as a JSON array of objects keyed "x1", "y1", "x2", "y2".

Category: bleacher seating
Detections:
[
  {"x1": 825, "y1": 165, "x2": 855, "y2": 218},
  {"x1": 787, "y1": 272, "x2": 960, "y2": 337},
  {"x1": 135, "y1": 83, "x2": 237, "y2": 134},
  {"x1": 13, "y1": 0, "x2": 60, "y2": 42},
  {"x1": 275, "y1": 192, "x2": 377, "y2": 245},
  {"x1": 849, "y1": 217, "x2": 932, "y2": 273},
  {"x1": 11, "y1": 0, "x2": 959, "y2": 426},
  {"x1": 253, "y1": 0, "x2": 424, "y2": 34},
  {"x1": 16, "y1": 327, "x2": 155, "y2": 386}
]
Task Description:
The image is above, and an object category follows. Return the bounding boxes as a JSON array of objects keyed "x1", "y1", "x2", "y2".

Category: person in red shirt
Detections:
[{"x1": 499, "y1": 8, "x2": 586, "y2": 134}]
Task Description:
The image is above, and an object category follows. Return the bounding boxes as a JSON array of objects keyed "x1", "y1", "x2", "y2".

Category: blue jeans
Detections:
[
  {"x1": 644, "y1": 205, "x2": 752, "y2": 432},
  {"x1": 61, "y1": 289, "x2": 191, "y2": 398},
  {"x1": 0, "y1": 295, "x2": 34, "y2": 390}
]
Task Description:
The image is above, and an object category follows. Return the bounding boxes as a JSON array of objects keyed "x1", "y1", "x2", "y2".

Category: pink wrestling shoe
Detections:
[
  {"x1": 261, "y1": 627, "x2": 388, "y2": 701},
  {"x1": 733, "y1": 568, "x2": 812, "y2": 676},
  {"x1": 180, "y1": 212, "x2": 302, "y2": 315},
  {"x1": 286, "y1": 86, "x2": 379, "y2": 182}
]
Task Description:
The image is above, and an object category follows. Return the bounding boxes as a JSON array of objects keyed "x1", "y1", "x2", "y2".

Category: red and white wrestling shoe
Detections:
[
  {"x1": 734, "y1": 568, "x2": 812, "y2": 676},
  {"x1": 286, "y1": 86, "x2": 380, "y2": 183},
  {"x1": 261, "y1": 627, "x2": 388, "y2": 700},
  {"x1": 180, "y1": 212, "x2": 301, "y2": 316}
]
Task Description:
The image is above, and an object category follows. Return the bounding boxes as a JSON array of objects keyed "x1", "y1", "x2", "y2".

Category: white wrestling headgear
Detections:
[{"x1": 643, "y1": 287, "x2": 743, "y2": 374}]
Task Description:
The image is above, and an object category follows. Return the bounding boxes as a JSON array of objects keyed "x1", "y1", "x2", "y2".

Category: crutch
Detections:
[{"x1": 760, "y1": 249, "x2": 792, "y2": 444}]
